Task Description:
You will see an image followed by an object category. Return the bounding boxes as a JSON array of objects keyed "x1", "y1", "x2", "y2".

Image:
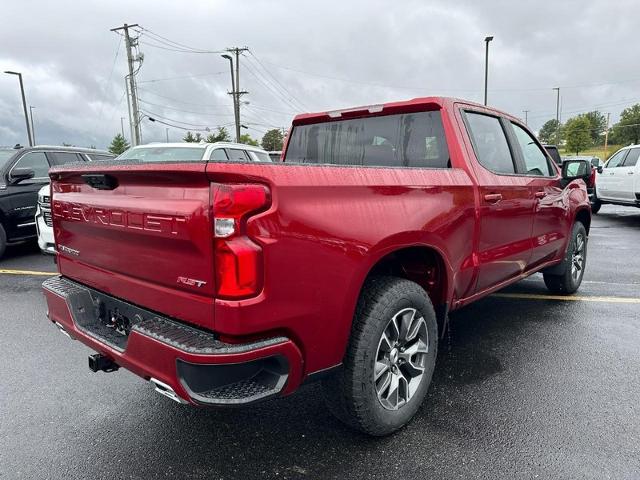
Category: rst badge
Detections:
[
  {"x1": 177, "y1": 276, "x2": 207, "y2": 288},
  {"x1": 58, "y1": 244, "x2": 80, "y2": 256}
]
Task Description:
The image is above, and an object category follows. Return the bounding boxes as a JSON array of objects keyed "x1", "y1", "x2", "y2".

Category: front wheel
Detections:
[
  {"x1": 322, "y1": 276, "x2": 438, "y2": 436},
  {"x1": 0, "y1": 223, "x2": 6, "y2": 259},
  {"x1": 543, "y1": 222, "x2": 587, "y2": 294},
  {"x1": 591, "y1": 199, "x2": 602, "y2": 214}
]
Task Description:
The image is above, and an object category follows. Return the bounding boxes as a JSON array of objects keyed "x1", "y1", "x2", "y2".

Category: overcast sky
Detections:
[{"x1": 1, "y1": 0, "x2": 638, "y2": 149}]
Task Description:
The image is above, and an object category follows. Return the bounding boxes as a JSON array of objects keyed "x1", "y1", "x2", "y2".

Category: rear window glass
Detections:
[
  {"x1": 117, "y1": 146, "x2": 206, "y2": 162},
  {"x1": 285, "y1": 110, "x2": 450, "y2": 168},
  {"x1": 465, "y1": 112, "x2": 515, "y2": 174},
  {"x1": 622, "y1": 148, "x2": 639, "y2": 167},
  {"x1": 226, "y1": 149, "x2": 249, "y2": 161},
  {"x1": 48, "y1": 152, "x2": 84, "y2": 165}
]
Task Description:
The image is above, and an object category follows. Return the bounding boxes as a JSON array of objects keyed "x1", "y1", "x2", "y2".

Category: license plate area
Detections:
[{"x1": 66, "y1": 287, "x2": 148, "y2": 351}]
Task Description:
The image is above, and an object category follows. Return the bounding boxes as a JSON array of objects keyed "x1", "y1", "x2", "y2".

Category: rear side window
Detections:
[
  {"x1": 285, "y1": 110, "x2": 450, "y2": 168},
  {"x1": 48, "y1": 152, "x2": 84, "y2": 165},
  {"x1": 510, "y1": 123, "x2": 554, "y2": 176},
  {"x1": 465, "y1": 112, "x2": 515, "y2": 174},
  {"x1": 226, "y1": 149, "x2": 249, "y2": 161},
  {"x1": 622, "y1": 148, "x2": 639, "y2": 167}
]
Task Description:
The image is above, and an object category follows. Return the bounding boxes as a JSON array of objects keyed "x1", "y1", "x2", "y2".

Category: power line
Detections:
[
  {"x1": 138, "y1": 97, "x2": 234, "y2": 116},
  {"x1": 242, "y1": 59, "x2": 303, "y2": 113},
  {"x1": 137, "y1": 71, "x2": 225, "y2": 84},
  {"x1": 134, "y1": 27, "x2": 225, "y2": 54},
  {"x1": 247, "y1": 51, "x2": 309, "y2": 111}
]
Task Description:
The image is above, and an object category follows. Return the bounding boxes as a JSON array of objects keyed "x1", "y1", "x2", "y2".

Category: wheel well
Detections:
[
  {"x1": 366, "y1": 246, "x2": 448, "y2": 332},
  {"x1": 575, "y1": 208, "x2": 591, "y2": 234}
]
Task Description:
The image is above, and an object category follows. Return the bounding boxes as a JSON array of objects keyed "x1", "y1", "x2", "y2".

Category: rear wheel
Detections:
[
  {"x1": 0, "y1": 223, "x2": 6, "y2": 259},
  {"x1": 322, "y1": 276, "x2": 438, "y2": 436},
  {"x1": 543, "y1": 222, "x2": 587, "y2": 294}
]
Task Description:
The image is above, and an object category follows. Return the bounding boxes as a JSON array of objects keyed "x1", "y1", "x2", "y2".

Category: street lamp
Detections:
[
  {"x1": 221, "y1": 54, "x2": 240, "y2": 142},
  {"x1": 4, "y1": 71, "x2": 33, "y2": 146},
  {"x1": 29, "y1": 106, "x2": 36, "y2": 144},
  {"x1": 483, "y1": 36, "x2": 494, "y2": 106}
]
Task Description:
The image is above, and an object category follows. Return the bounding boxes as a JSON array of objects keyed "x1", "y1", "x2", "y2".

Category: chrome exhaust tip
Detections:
[
  {"x1": 150, "y1": 378, "x2": 187, "y2": 404},
  {"x1": 54, "y1": 321, "x2": 73, "y2": 339}
]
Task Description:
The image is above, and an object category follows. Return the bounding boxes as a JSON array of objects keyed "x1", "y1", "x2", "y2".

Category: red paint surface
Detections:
[{"x1": 45, "y1": 97, "x2": 590, "y2": 393}]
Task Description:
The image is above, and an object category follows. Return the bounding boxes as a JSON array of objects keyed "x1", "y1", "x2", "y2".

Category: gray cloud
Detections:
[{"x1": 1, "y1": 0, "x2": 638, "y2": 148}]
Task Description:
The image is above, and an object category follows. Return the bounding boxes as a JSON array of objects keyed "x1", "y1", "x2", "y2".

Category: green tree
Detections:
[
  {"x1": 239, "y1": 133, "x2": 259, "y2": 146},
  {"x1": 261, "y1": 128, "x2": 284, "y2": 151},
  {"x1": 108, "y1": 133, "x2": 130, "y2": 155},
  {"x1": 538, "y1": 119, "x2": 563, "y2": 144},
  {"x1": 183, "y1": 131, "x2": 203, "y2": 143},
  {"x1": 205, "y1": 127, "x2": 231, "y2": 143},
  {"x1": 583, "y1": 111, "x2": 607, "y2": 144},
  {"x1": 613, "y1": 104, "x2": 640, "y2": 145},
  {"x1": 564, "y1": 116, "x2": 592, "y2": 155}
]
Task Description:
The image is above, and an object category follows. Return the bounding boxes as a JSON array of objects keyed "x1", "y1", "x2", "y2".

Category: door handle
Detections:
[
  {"x1": 484, "y1": 193, "x2": 503, "y2": 203},
  {"x1": 534, "y1": 191, "x2": 547, "y2": 199},
  {"x1": 627, "y1": 171, "x2": 634, "y2": 175}
]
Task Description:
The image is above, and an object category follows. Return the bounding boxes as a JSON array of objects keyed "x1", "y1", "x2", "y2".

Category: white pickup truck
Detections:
[{"x1": 594, "y1": 145, "x2": 640, "y2": 211}]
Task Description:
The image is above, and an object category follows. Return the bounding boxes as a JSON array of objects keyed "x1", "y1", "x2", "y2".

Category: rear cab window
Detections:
[{"x1": 284, "y1": 110, "x2": 450, "y2": 168}]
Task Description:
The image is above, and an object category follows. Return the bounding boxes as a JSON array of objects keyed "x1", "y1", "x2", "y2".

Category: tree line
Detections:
[
  {"x1": 537, "y1": 104, "x2": 640, "y2": 156},
  {"x1": 108, "y1": 126, "x2": 285, "y2": 155}
]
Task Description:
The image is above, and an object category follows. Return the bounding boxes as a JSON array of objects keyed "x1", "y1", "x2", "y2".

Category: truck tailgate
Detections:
[{"x1": 50, "y1": 162, "x2": 215, "y2": 330}]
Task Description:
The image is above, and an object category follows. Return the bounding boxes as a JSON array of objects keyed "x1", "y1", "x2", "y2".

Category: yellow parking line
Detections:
[
  {"x1": 492, "y1": 293, "x2": 640, "y2": 304},
  {"x1": 0, "y1": 268, "x2": 57, "y2": 276}
]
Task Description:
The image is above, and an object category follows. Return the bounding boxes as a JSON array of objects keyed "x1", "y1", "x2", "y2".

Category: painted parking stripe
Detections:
[
  {"x1": 492, "y1": 293, "x2": 640, "y2": 304},
  {"x1": 0, "y1": 268, "x2": 57, "y2": 276}
]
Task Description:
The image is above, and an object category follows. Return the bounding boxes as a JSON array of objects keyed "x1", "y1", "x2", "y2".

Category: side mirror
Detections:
[
  {"x1": 561, "y1": 159, "x2": 591, "y2": 186},
  {"x1": 597, "y1": 165, "x2": 604, "y2": 174},
  {"x1": 9, "y1": 167, "x2": 35, "y2": 184}
]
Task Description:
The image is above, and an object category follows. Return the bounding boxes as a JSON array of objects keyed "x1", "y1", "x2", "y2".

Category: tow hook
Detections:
[{"x1": 88, "y1": 353, "x2": 120, "y2": 373}]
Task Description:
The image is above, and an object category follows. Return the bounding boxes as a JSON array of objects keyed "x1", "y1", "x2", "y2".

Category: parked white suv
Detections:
[
  {"x1": 116, "y1": 142, "x2": 273, "y2": 163},
  {"x1": 594, "y1": 145, "x2": 640, "y2": 211},
  {"x1": 35, "y1": 185, "x2": 55, "y2": 253}
]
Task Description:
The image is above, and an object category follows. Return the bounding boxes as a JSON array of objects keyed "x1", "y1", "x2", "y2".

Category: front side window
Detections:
[
  {"x1": 465, "y1": 112, "x2": 515, "y2": 174},
  {"x1": 285, "y1": 110, "x2": 450, "y2": 168},
  {"x1": 605, "y1": 150, "x2": 628, "y2": 168},
  {"x1": 210, "y1": 149, "x2": 228, "y2": 161},
  {"x1": 12, "y1": 151, "x2": 50, "y2": 179},
  {"x1": 248, "y1": 151, "x2": 272, "y2": 162},
  {"x1": 511, "y1": 123, "x2": 553, "y2": 176},
  {"x1": 622, "y1": 148, "x2": 639, "y2": 167}
]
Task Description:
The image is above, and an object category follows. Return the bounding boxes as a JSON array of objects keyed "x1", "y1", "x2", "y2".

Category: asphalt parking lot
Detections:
[{"x1": 1, "y1": 205, "x2": 638, "y2": 480}]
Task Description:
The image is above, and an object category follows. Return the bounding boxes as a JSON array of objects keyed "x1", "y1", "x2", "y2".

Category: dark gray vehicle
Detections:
[{"x1": 0, "y1": 145, "x2": 114, "y2": 258}]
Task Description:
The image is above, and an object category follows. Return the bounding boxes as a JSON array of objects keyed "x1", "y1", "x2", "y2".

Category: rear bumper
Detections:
[{"x1": 42, "y1": 276, "x2": 304, "y2": 406}]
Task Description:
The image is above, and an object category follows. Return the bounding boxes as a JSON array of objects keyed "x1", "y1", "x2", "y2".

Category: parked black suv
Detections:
[{"x1": 0, "y1": 145, "x2": 114, "y2": 258}]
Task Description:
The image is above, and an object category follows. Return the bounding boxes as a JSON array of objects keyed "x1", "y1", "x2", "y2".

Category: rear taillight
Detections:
[
  {"x1": 212, "y1": 183, "x2": 270, "y2": 299},
  {"x1": 588, "y1": 167, "x2": 596, "y2": 188}
]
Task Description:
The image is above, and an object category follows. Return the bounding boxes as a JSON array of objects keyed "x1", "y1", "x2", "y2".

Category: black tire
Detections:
[
  {"x1": 322, "y1": 276, "x2": 438, "y2": 436},
  {"x1": 591, "y1": 199, "x2": 602, "y2": 214},
  {"x1": 543, "y1": 222, "x2": 587, "y2": 294},
  {"x1": 0, "y1": 223, "x2": 6, "y2": 259}
]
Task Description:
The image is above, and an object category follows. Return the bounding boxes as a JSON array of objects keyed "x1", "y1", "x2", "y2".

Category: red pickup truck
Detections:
[{"x1": 43, "y1": 97, "x2": 592, "y2": 435}]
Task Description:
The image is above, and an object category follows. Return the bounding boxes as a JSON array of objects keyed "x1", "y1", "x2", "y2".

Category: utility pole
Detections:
[
  {"x1": 522, "y1": 110, "x2": 529, "y2": 126},
  {"x1": 29, "y1": 106, "x2": 36, "y2": 144},
  {"x1": 166, "y1": 127, "x2": 169, "y2": 142},
  {"x1": 124, "y1": 77, "x2": 135, "y2": 144},
  {"x1": 483, "y1": 36, "x2": 493, "y2": 106},
  {"x1": 553, "y1": 87, "x2": 560, "y2": 145},
  {"x1": 111, "y1": 23, "x2": 141, "y2": 146},
  {"x1": 225, "y1": 47, "x2": 249, "y2": 142},
  {"x1": 120, "y1": 117, "x2": 126, "y2": 138},
  {"x1": 604, "y1": 112, "x2": 611, "y2": 159}
]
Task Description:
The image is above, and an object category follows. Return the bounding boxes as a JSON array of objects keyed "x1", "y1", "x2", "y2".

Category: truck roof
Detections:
[{"x1": 292, "y1": 96, "x2": 520, "y2": 126}]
